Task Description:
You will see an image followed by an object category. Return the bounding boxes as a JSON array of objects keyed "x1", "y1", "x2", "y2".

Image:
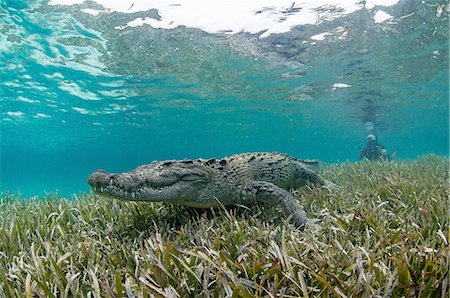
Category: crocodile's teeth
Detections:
[
  {"x1": 100, "y1": 187, "x2": 104, "y2": 192},
  {"x1": 124, "y1": 191, "x2": 128, "y2": 197},
  {"x1": 109, "y1": 179, "x2": 113, "y2": 185},
  {"x1": 131, "y1": 192, "x2": 136, "y2": 199},
  {"x1": 93, "y1": 186, "x2": 98, "y2": 192}
]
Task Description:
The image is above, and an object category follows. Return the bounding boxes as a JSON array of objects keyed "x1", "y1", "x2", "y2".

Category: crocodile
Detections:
[{"x1": 87, "y1": 152, "x2": 337, "y2": 228}]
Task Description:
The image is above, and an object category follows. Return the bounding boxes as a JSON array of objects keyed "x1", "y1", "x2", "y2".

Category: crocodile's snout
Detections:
[
  {"x1": 87, "y1": 161, "x2": 211, "y2": 202},
  {"x1": 87, "y1": 169, "x2": 111, "y2": 190}
]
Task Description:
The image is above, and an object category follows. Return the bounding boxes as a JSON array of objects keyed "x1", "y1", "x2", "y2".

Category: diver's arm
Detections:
[{"x1": 358, "y1": 148, "x2": 364, "y2": 159}]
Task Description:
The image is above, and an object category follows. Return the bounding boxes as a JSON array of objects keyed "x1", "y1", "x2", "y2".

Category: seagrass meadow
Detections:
[{"x1": 0, "y1": 155, "x2": 448, "y2": 297}]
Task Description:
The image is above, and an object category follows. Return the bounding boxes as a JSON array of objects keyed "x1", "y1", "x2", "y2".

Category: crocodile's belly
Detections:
[{"x1": 175, "y1": 193, "x2": 241, "y2": 208}]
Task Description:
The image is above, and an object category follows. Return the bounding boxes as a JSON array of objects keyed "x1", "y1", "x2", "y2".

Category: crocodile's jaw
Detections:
[
  {"x1": 87, "y1": 163, "x2": 210, "y2": 202},
  {"x1": 88, "y1": 177, "x2": 205, "y2": 202}
]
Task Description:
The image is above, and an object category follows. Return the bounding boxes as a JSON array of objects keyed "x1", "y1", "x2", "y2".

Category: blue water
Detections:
[{"x1": 1, "y1": 0, "x2": 449, "y2": 197}]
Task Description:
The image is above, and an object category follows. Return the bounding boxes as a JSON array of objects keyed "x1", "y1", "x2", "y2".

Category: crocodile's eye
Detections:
[{"x1": 180, "y1": 160, "x2": 193, "y2": 164}]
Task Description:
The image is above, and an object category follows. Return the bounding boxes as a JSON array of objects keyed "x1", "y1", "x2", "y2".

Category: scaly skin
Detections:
[{"x1": 87, "y1": 152, "x2": 337, "y2": 228}]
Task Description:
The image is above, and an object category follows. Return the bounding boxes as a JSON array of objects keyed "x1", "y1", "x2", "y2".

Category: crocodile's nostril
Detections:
[{"x1": 87, "y1": 170, "x2": 111, "y2": 187}]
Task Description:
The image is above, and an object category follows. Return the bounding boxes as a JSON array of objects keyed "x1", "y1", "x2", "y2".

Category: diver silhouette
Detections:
[{"x1": 358, "y1": 134, "x2": 396, "y2": 161}]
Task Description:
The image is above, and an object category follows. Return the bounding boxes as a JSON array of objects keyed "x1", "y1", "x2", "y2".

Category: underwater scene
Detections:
[{"x1": 0, "y1": 0, "x2": 449, "y2": 296}]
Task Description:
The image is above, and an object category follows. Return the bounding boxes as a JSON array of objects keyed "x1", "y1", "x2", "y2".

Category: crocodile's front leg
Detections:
[{"x1": 248, "y1": 181, "x2": 309, "y2": 228}]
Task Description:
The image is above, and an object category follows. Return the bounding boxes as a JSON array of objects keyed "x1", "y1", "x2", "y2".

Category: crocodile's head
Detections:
[{"x1": 87, "y1": 160, "x2": 211, "y2": 202}]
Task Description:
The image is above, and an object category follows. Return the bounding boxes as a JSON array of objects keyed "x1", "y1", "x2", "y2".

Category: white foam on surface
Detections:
[
  {"x1": 332, "y1": 83, "x2": 352, "y2": 90},
  {"x1": 49, "y1": 0, "x2": 400, "y2": 37},
  {"x1": 72, "y1": 107, "x2": 96, "y2": 115},
  {"x1": 311, "y1": 32, "x2": 332, "y2": 41},
  {"x1": 373, "y1": 10, "x2": 393, "y2": 23},
  {"x1": 80, "y1": 8, "x2": 101, "y2": 16},
  {"x1": 6, "y1": 111, "x2": 25, "y2": 117},
  {"x1": 58, "y1": 81, "x2": 100, "y2": 100},
  {"x1": 365, "y1": 0, "x2": 399, "y2": 9},
  {"x1": 18, "y1": 96, "x2": 39, "y2": 104},
  {"x1": 4, "y1": 81, "x2": 21, "y2": 88},
  {"x1": 34, "y1": 113, "x2": 51, "y2": 118}
]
